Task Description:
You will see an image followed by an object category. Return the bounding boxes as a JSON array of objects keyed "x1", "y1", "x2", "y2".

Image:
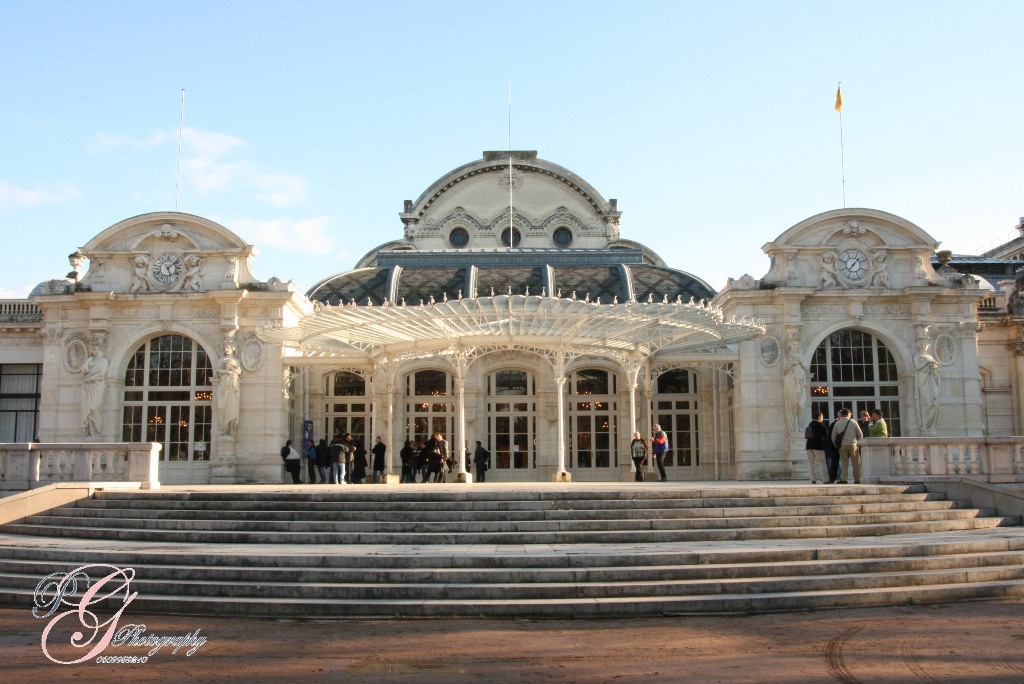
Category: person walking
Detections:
[
  {"x1": 830, "y1": 408, "x2": 864, "y2": 484},
  {"x1": 804, "y1": 412, "x2": 829, "y2": 484},
  {"x1": 371, "y1": 436, "x2": 387, "y2": 483},
  {"x1": 399, "y1": 440, "x2": 415, "y2": 483},
  {"x1": 630, "y1": 432, "x2": 648, "y2": 482},
  {"x1": 315, "y1": 438, "x2": 329, "y2": 484},
  {"x1": 473, "y1": 440, "x2": 490, "y2": 483},
  {"x1": 651, "y1": 424, "x2": 669, "y2": 482},
  {"x1": 328, "y1": 435, "x2": 345, "y2": 484},
  {"x1": 281, "y1": 439, "x2": 302, "y2": 484},
  {"x1": 304, "y1": 439, "x2": 318, "y2": 484},
  {"x1": 352, "y1": 439, "x2": 368, "y2": 483}
]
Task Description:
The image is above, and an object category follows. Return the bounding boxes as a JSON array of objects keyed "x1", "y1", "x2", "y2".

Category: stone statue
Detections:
[
  {"x1": 215, "y1": 342, "x2": 241, "y2": 437},
  {"x1": 130, "y1": 255, "x2": 150, "y2": 293},
  {"x1": 181, "y1": 255, "x2": 204, "y2": 292},
  {"x1": 1008, "y1": 273, "x2": 1024, "y2": 317},
  {"x1": 81, "y1": 343, "x2": 109, "y2": 438},
  {"x1": 869, "y1": 250, "x2": 891, "y2": 287},
  {"x1": 783, "y1": 349, "x2": 809, "y2": 434},
  {"x1": 819, "y1": 252, "x2": 838, "y2": 289},
  {"x1": 914, "y1": 336, "x2": 940, "y2": 433}
]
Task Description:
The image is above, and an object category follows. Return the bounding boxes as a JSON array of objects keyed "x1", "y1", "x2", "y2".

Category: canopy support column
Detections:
[{"x1": 451, "y1": 349, "x2": 472, "y2": 483}]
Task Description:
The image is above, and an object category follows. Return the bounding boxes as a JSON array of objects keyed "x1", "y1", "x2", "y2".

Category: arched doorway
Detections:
[
  {"x1": 405, "y1": 369, "x2": 453, "y2": 448},
  {"x1": 809, "y1": 329, "x2": 902, "y2": 435},
  {"x1": 121, "y1": 334, "x2": 213, "y2": 484},
  {"x1": 324, "y1": 371, "x2": 368, "y2": 442},
  {"x1": 486, "y1": 369, "x2": 536, "y2": 476},
  {"x1": 653, "y1": 369, "x2": 700, "y2": 476},
  {"x1": 568, "y1": 368, "x2": 618, "y2": 475}
]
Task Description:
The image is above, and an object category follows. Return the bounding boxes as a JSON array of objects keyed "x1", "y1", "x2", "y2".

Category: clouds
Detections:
[
  {"x1": 94, "y1": 126, "x2": 308, "y2": 206},
  {"x1": 228, "y1": 216, "x2": 337, "y2": 254},
  {"x1": 0, "y1": 181, "x2": 81, "y2": 210}
]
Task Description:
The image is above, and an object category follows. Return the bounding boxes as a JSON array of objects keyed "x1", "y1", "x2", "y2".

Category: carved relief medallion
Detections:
[
  {"x1": 933, "y1": 333, "x2": 957, "y2": 366},
  {"x1": 63, "y1": 336, "x2": 89, "y2": 372},
  {"x1": 241, "y1": 338, "x2": 264, "y2": 372},
  {"x1": 759, "y1": 337, "x2": 781, "y2": 367}
]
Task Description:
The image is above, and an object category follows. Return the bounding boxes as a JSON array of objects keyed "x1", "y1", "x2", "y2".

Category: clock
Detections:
[
  {"x1": 838, "y1": 249, "x2": 868, "y2": 281},
  {"x1": 152, "y1": 252, "x2": 184, "y2": 285}
]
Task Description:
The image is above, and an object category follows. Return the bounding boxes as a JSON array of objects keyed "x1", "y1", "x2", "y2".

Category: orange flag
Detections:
[{"x1": 835, "y1": 85, "x2": 843, "y2": 112}]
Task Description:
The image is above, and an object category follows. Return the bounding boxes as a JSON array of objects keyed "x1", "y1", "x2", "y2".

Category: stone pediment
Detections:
[
  {"x1": 76, "y1": 212, "x2": 259, "y2": 294},
  {"x1": 760, "y1": 209, "x2": 943, "y2": 290}
]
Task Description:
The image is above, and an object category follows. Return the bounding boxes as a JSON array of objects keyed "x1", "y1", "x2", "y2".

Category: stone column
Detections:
[
  {"x1": 555, "y1": 375, "x2": 570, "y2": 482},
  {"x1": 454, "y1": 376, "x2": 471, "y2": 483}
]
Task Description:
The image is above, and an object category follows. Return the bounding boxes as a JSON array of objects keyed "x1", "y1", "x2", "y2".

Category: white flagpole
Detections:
[
  {"x1": 837, "y1": 82, "x2": 846, "y2": 209},
  {"x1": 176, "y1": 89, "x2": 186, "y2": 211},
  {"x1": 508, "y1": 79, "x2": 513, "y2": 249}
]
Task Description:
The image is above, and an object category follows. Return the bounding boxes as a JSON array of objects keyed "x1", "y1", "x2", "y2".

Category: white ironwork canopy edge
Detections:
[{"x1": 256, "y1": 294, "x2": 764, "y2": 361}]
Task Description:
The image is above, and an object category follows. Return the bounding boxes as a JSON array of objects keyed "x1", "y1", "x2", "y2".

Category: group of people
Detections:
[
  {"x1": 281, "y1": 434, "x2": 388, "y2": 484},
  {"x1": 396, "y1": 432, "x2": 485, "y2": 483},
  {"x1": 804, "y1": 408, "x2": 889, "y2": 484},
  {"x1": 627, "y1": 424, "x2": 671, "y2": 482}
]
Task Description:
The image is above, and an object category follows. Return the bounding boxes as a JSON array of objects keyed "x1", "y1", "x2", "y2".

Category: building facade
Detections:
[{"x1": 0, "y1": 151, "x2": 1015, "y2": 484}]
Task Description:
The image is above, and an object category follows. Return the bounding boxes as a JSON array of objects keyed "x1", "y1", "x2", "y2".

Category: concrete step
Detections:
[
  {"x1": 20, "y1": 507, "x2": 1001, "y2": 534},
  {"x1": 3, "y1": 515, "x2": 1016, "y2": 545},
  {"x1": 57, "y1": 500, "x2": 968, "y2": 521},
  {"x1": 3, "y1": 577, "x2": 1023, "y2": 617}
]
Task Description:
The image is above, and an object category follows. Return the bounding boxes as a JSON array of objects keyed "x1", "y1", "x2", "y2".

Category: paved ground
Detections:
[{"x1": 3, "y1": 599, "x2": 1024, "y2": 682}]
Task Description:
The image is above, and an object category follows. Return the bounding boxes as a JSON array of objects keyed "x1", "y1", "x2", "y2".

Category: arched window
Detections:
[
  {"x1": 122, "y1": 334, "x2": 212, "y2": 484},
  {"x1": 568, "y1": 368, "x2": 617, "y2": 469},
  {"x1": 405, "y1": 370, "x2": 453, "y2": 447},
  {"x1": 325, "y1": 371, "x2": 368, "y2": 441},
  {"x1": 654, "y1": 369, "x2": 699, "y2": 468},
  {"x1": 487, "y1": 370, "x2": 536, "y2": 471},
  {"x1": 809, "y1": 329, "x2": 902, "y2": 435}
]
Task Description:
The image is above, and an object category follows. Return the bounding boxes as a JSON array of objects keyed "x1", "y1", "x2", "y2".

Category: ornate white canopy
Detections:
[{"x1": 257, "y1": 294, "x2": 765, "y2": 360}]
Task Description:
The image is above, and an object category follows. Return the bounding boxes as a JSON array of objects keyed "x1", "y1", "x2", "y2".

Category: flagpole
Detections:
[
  {"x1": 836, "y1": 82, "x2": 846, "y2": 209},
  {"x1": 176, "y1": 88, "x2": 185, "y2": 211},
  {"x1": 508, "y1": 79, "x2": 513, "y2": 250}
]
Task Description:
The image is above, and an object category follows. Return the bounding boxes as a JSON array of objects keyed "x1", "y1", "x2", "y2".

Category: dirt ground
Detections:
[{"x1": 2, "y1": 599, "x2": 1024, "y2": 683}]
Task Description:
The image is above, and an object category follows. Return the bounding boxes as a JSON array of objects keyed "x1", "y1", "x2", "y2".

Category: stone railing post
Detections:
[{"x1": 126, "y1": 443, "x2": 162, "y2": 489}]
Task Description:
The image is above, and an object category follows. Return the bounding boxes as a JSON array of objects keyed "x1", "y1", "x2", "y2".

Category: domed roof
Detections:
[{"x1": 307, "y1": 249, "x2": 714, "y2": 306}]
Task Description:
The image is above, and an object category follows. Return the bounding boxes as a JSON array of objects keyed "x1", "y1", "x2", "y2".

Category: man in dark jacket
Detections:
[{"x1": 804, "y1": 412, "x2": 830, "y2": 484}]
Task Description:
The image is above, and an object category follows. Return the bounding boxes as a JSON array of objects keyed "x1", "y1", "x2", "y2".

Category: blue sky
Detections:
[{"x1": 2, "y1": 0, "x2": 1022, "y2": 297}]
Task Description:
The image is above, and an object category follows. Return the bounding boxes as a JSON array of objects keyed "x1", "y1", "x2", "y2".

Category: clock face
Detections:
[
  {"x1": 152, "y1": 252, "x2": 184, "y2": 284},
  {"x1": 838, "y1": 249, "x2": 868, "y2": 280}
]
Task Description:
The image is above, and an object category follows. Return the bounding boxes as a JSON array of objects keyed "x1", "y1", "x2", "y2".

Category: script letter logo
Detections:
[{"x1": 34, "y1": 564, "x2": 138, "y2": 665}]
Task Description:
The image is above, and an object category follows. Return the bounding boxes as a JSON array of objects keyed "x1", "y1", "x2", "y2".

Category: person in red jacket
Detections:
[{"x1": 651, "y1": 425, "x2": 669, "y2": 482}]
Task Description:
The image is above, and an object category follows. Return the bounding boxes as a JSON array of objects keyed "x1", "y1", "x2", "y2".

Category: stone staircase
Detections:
[{"x1": 1, "y1": 484, "x2": 1023, "y2": 617}]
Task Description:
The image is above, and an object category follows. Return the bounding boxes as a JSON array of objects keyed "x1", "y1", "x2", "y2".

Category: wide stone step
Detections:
[
  {"x1": 3, "y1": 516, "x2": 1015, "y2": 545},
  {"x1": 56, "y1": 500, "x2": 967, "y2": 522},
  {"x1": 2, "y1": 550, "x2": 1022, "y2": 587},
  {"x1": 90, "y1": 484, "x2": 930, "y2": 504},
  {"x1": 3, "y1": 578, "x2": 1024, "y2": 617},
  {"x1": 5, "y1": 563, "x2": 1024, "y2": 601},
  {"x1": 21, "y1": 507, "x2": 997, "y2": 534}
]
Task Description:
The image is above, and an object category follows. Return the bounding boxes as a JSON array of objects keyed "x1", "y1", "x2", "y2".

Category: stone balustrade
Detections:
[
  {"x1": 860, "y1": 437, "x2": 1024, "y2": 484},
  {"x1": 0, "y1": 442, "x2": 161, "y2": 491},
  {"x1": 0, "y1": 300, "x2": 42, "y2": 323}
]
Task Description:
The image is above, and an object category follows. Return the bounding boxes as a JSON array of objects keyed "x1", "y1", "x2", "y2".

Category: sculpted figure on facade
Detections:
[
  {"x1": 1007, "y1": 273, "x2": 1024, "y2": 317},
  {"x1": 869, "y1": 249, "x2": 891, "y2": 287},
  {"x1": 216, "y1": 341, "x2": 241, "y2": 437},
  {"x1": 783, "y1": 346, "x2": 809, "y2": 434},
  {"x1": 819, "y1": 252, "x2": 839, "y2": 289},
  {"x1": 130, "y1": 255, "x2": 151, "y2": 293},
  {"x1": 914, "y1": 334, "x2": 940, "y2": 433},
  {"x1": 81, "y1": 341, "x2": 109, "y2": 438},
  {"x1": 181, "y1": 255, "x2": 205, "y2": 292}
]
